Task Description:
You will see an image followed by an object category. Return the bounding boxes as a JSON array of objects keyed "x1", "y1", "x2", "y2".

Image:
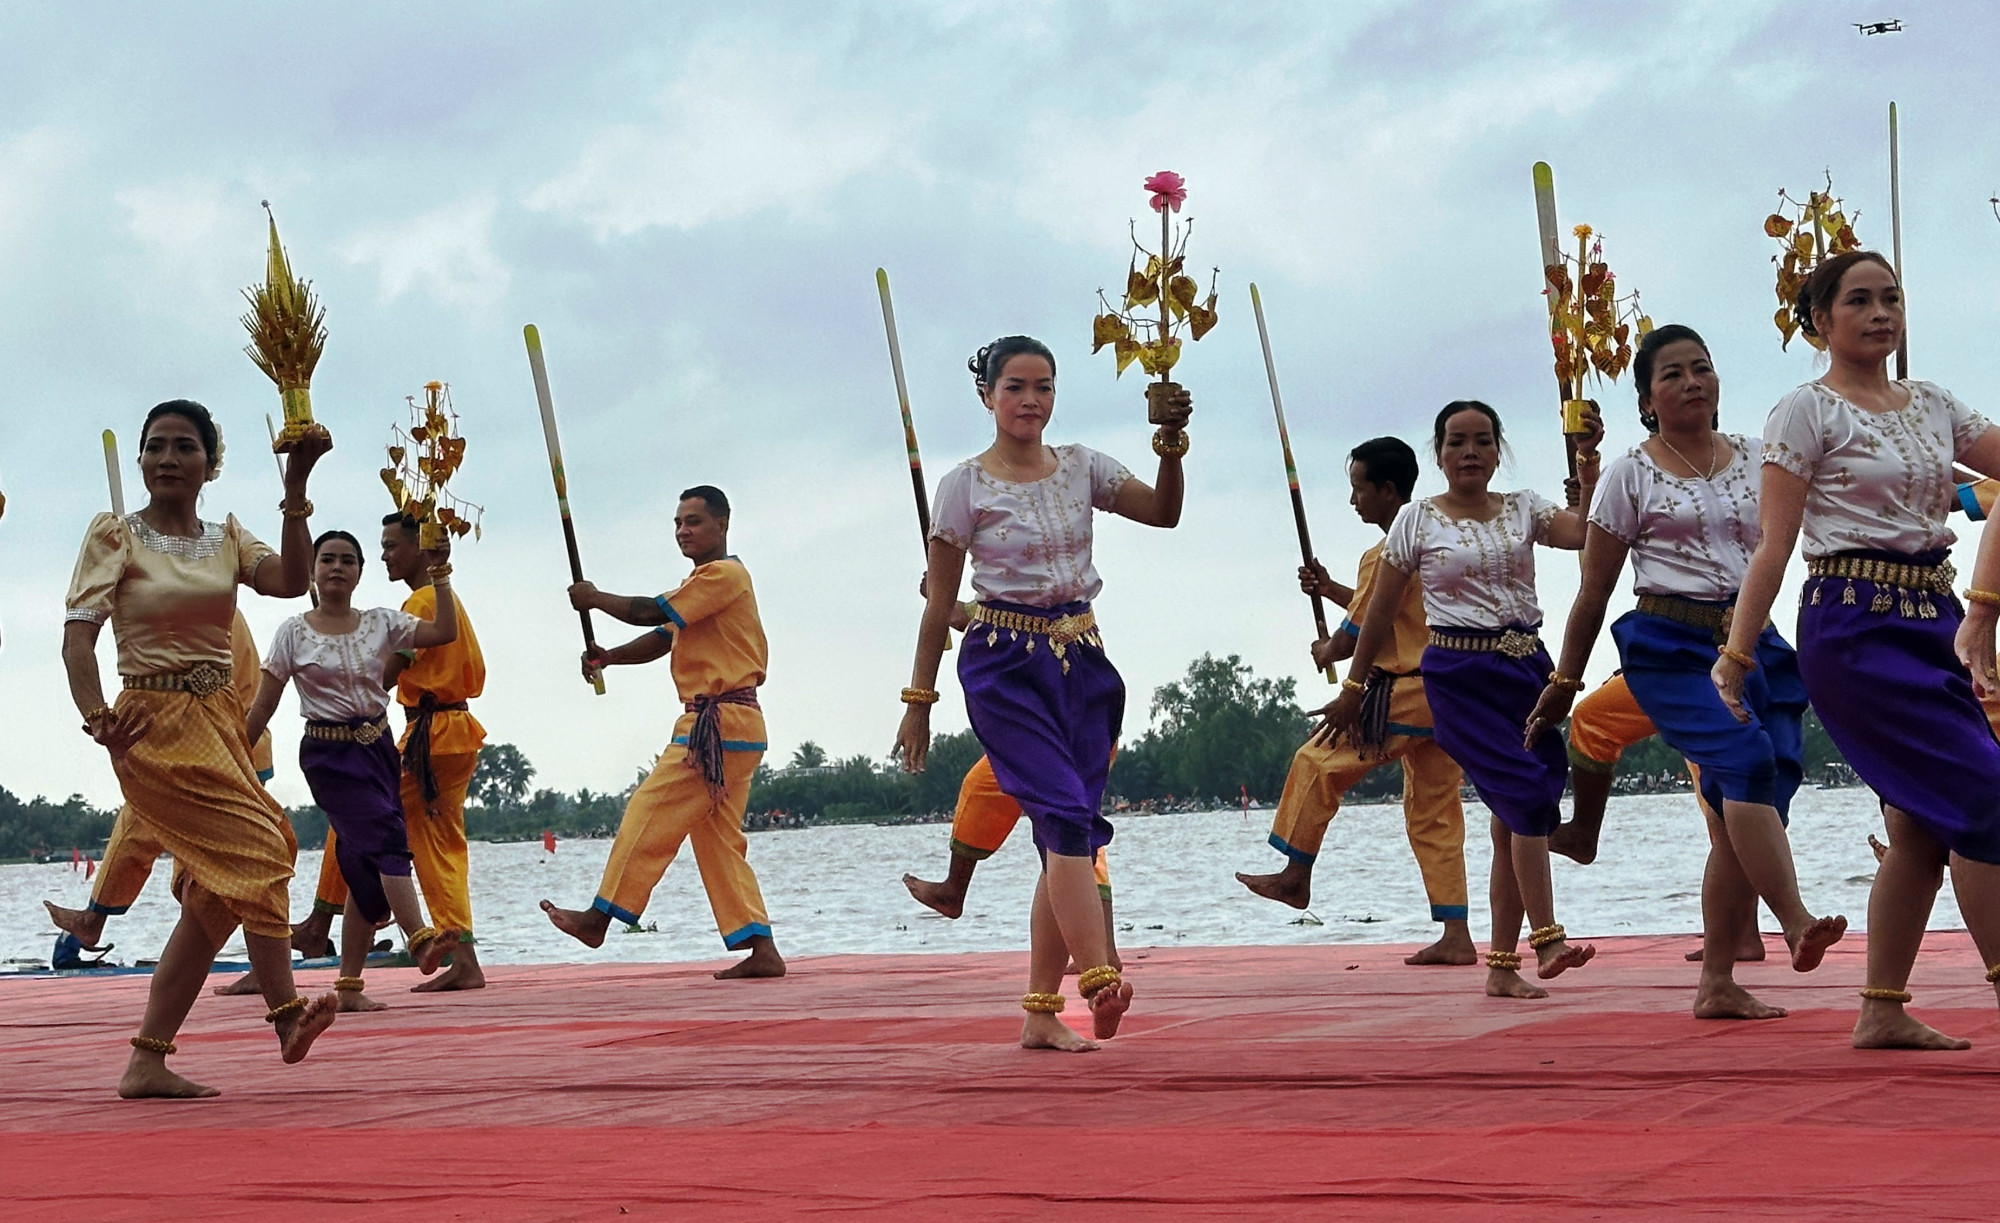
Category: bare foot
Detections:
[
  {"x1": 117, "y1": 1051, "x2": 220, "y2": 1100},
  {"x1": 1486, "y1": 968, "x2": 1548, "y2": 999},
  {"x1": 1021, "y1": 1011, "x2": 1097, "y2": 1052},
  {"x1": 714, "y1": 939, "x2": 786, "y2": 980},
  {"x1": 1852, "y1": 1002, "x2": 1971, "y2": 1050},
  {"x1": 276, "y1": 993, "x2": 338, "y2": 1064},
  {"x1": 1405, "y1": 931, "x2": 1479, "y2": 966},
  {"x1": 1233, "y1": 868, "x2": 1311, "y2": 910},
  {"x1": 411, "y1": 958, "x2": 486, "y2": 992},
  {"x1": 540, "y1": 900, "x2": 608, "y2": 948},
  {"x1": 1548, "y1": 822, "x2": 1598, "y2": 866},
  {"x1": 1787, "y1": 915, "x2": 1848, "y2": 973},
  {"x1": 337, "y1": 989, "x2": 389, "y2": 1013},
  {"x1": 1685, "y1": 934, "x2": 1767, "y2": 963},
  {"x1": 902, "y1": 874, "x2": 965, "y2": 919},
  {"x1": 1868, "y1": 833, "x2": 1889, "y2": 864},
  {"x1": 1064, "y1": 952, "x2": 1125, "y2": 975},
  {"x1": 290, "y1": 915, "x2": 335, "y2": 958},
  {"x1": 44, "y1": 901, "x2": 105, "y2": 946},
  {"x1": 414, "y1": 929, "x2": 461, "y2": 976},
  {"x1": 1693, "y1": 978, "x2": 1787, "y2": 1020},
  {"x1": 211, "y1": 971, "x2": 262, "y2": 996},
  {"x1": 1088, "y1": 981, "x2": 1133, "y2": 1039},
  {"x1": 1536, "y1": 940, "x2": 1596, "y2": 980}
]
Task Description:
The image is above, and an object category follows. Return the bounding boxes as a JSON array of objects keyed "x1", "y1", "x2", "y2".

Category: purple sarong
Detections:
[
  {"x1": 299, "y1": 718, "x2": 414, "y2": 923},
  {"x1": 958, "y1": 599, "x2": 1123, "y2": 858},
  {"x1": 1795, "y1": 550, "x2": 2000, "y2": 863},
  {"x1": 1422, "y1": 626, "x2": 1566, "y2": 837}
]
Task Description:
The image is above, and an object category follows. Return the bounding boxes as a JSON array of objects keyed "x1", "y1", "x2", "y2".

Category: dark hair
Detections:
[
  {"x1": 312, "y1": 529, "x2": 365, "y2": 572},
  {"x1": 1348, "y1": 436, "x2": 1419, "y2": 501},
  {"x1": 141, "y1": 399, "x2": 224, "y2": 476},
  {"x1": 1431, "y1": 400, "x2": 1505, "y2": 458},
  {"x1": 968, "y1": 336, "x2": 1057, "y2": 393},
  {"x1": 381, "y1": 511, "x2": 420, "y2": 537},
  {"x1": 679, "y1": 485, "x2": 730, "y2": 518},
  {"x1": 1795, "y1": 250, "x2": 1896, "y2": 340},
  {"x1": 1633, "y1": 324, "x2": 1717, "y2": 432}
]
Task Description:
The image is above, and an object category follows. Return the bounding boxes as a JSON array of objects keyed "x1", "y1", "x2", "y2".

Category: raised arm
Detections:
[
  {"x1": 1539, "y1": 407, "x2": 1604, "y2": 550},
  {"x1": 409, "y1": 544, "x2": 460, "y2": 649},
  {"x1": 1526, "y1": 524, "x2": 1630, "y2": 743},
  {"x1": 251, "y1": 429, "x2": 330, "y2": 599},
  {"x1": 1715, "y1": 465, "x2": 1807, "y2": 721},
  {"x1": 895, "y1": 538, "x2": 967, "y2": 772},
  {"x1": 1110, "y1": 384, "x2": 1191, "y2": 528}
]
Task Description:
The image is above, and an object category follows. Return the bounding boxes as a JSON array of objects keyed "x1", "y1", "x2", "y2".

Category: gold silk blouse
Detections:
[{"x1": 65, "y1": 513, "x2": 274, "y2": 678}]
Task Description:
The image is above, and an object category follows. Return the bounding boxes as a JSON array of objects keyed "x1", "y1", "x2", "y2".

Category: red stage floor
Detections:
[{"x1": 7, "y1": 933, "x2": 2000, "y2": 1221}]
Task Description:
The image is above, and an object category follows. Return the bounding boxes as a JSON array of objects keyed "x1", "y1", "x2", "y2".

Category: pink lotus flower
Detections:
[{"x1": 1145, "y1": 170, "x2": 1187, "y2": 214}]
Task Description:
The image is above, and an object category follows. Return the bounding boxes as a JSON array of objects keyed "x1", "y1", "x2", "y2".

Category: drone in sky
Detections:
[{"x1": 1855, "y1": 19, "x2": 1903, "y2": 35}]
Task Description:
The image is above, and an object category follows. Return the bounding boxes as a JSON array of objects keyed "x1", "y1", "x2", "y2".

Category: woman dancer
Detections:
[
  {"x1": 246, "y1": 529, "x2": 462, "y2": 1012},
  {"x1": 1323, "y1": 401, "x2": 1597, "y2": 998},
  {"x1": 63, "y1": 401, "x2": 335, "y2": 1098},
  {"x1": 1528, "y1": 325, "x2": 1846, "y2": 1020},
  {"x1": 1719, "y1": 251, "x2": 2000, "y2": 1049},
  {"x1": 896, "y1": 336, "x2": 1188, "y2": 1051}
]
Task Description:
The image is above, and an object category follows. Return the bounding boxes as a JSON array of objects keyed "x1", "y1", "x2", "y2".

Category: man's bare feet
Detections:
[
  {"x1": 1088, "y1": 981, "x2": 1133, "y2": 1039},
  {"x1": 414, "y1": 929, "x2": 460, "y2": 975},
  {"x1": 1547, "y1": 821, "x2": 1599, "y2": 866},
  {"x1": 1535, "y1": 940, "x2": 1596, "y2": 980},
  {"x1": 1021, "y1": 1011, "x2": 1097, "y2": 1052},
  {"x1": 44, "y1": 900, "x2": 105, "y2": 947},
  {"x1": 276, "y1": 993, "x2": 338, "y2": 1065},
  {"x1": 1405, "y1": 927, "x2": 1479, "y2": 966},
  {"x1": 714, "y1": 937, "x2": 785, "y2": 980},
  {"x1": 211, "y1": 970, "x2": 262, "y2": 996},
  {"x1": 1234, "y1": 866, "x2": 1311, "y2": 910},
  {"x1": 337, "y1": 989, "x2": 389, "y2": 1013},
  {"x1": 902, "y1": 874, "x2": 966, "y2": 919},
  {"x1": 1486, "y1": 967, "x2": 1548, "y2": 999},
  {"x1": 411, "y1": 955, "x2": 485, "y2": 992},
  {"x1": 540, "y1": 900, "x2": 608, "y2": 948},
  {"x1": 1852, "y1": 1001, "x2": 1971, "y2": 1050},
  {"x1": 117, "y1": 1050, "x2": 220, "y2": 1100},
  {"x1": 1693, "y1": 978, "x2": 1787, "y2": 1020},
  {"x1": 1684, "y1": 933, "x2": 1767, "y2": 963},
  {"x1": 1787, "y1": 915, "x2": 1848, "y2": 973}
]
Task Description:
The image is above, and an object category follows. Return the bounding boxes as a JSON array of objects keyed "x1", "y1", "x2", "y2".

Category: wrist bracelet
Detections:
[
  {"x1": 901, "y1": 687, "x2": 940, "y2": 705},
  {"x1": 80, "y1": 706, "x2": 115, "y2": 734},
  {"x1": 1339, "y1": 677, "x2": 1365, "y2": 694},
  {"x1": 280, "y1": 498, "x2": 314, "y2": 519},
  {"x1": 1718, "y1": 645, "x2": 1757, "y2": 671},
  {"x1": 1547, "y1": 672, "x2": 1585, "y2": 693},
  {"x1": 1152, "y1": 429, "x2": 1190, "y2": 458},
  {"x1": 428, "y1": 562, "x2": 454, "y2": 580},
  {"x1": 1964, "y1": 588, "x2": 2000, "y2": 608}
]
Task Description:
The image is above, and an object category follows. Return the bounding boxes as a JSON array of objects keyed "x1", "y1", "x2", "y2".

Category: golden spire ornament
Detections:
[
  {"x1": 1091, "y1": 170, "x2": 1217, "y2": 445},
  {"x1": 243, "y1": 202, "x2": 329, "y2": 452},
  {"x1": 1766, "y1": 173, "x2": 1863, "y2": 351},
  {"x1": 381, "y1": 381, "x2": 482, "y2": 550}
]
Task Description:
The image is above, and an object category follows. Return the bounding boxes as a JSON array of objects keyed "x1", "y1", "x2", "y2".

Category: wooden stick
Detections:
[
  {"x1": 523, "y1": 324, "x2": 606, "y2": 695},
  {"x1": 1890, "y1": 101, "x2": 1908, "y2": 379},
  {"x1": 102, "y1": 430, "x2": 124, "y2": 518},
  {"x1": 874, "y1": 269, "x2": 932, "y2": 544},
  {"x1": 1249, "y1": 284, "x2": 1336, "y2": 683},
  {"x1": 1533, "y1": 162, "x2": 1579, "y2": 479}
]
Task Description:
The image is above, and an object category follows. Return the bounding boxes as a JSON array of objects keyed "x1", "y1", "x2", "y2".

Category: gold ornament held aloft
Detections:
[{"x1": 243, "y1": 203, "x2": 329, "y2": 453}]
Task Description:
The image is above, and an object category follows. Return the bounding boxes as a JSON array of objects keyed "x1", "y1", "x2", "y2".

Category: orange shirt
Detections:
[
  {"x1": 657, "y1": 557, "x2": 767, "y2": 751},
  {"x1": 395, "y1": 584, "x2": 487, "y2": 755}
]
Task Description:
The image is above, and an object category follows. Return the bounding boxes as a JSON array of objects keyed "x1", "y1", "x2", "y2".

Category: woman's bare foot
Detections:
[
  {"x1": 117, "y1": 1050, "x2": 220, "y2": 1100},
  {"x1": 1020, "y1": 1011, "x2": 1097, "y2": 1052},
  {"x1": 337, "y1": 989, "x2": 389, "y2": 1013},
  {"x1": 1088, "y1": 981, "x2": 1133, "y2": 1039},
  {"x1": 275, "y1": 993, "x2": 338, "y2": 1064},
  {"x1": 1405, "y1": 928, "x2": 1479, "y2": 966},
  {"x1": 1693, "y1": 978, "x2": 1787, "y2": 1020},
  {"x1": 44, "y1": 900, "x2": 105, "y2": 946},
  {"x1": 902, "y1": 874, "x2": 965, "y2": 919},
  {"x1": 540, "y1": 900, "x2": 608, "y2": 948},
  {"x1": 1787, "y1": 915, "x2": 1848, "y2": 973},
  {"x1": 1234, "y1": 866, "x2": 1311, "y2": 910},
  {"x1": 211, "y1": 970, "x2": 263, "y2": 996},
  {"x1": 1684, "y1": 933, "x2": 1767, "y2": 963},
  {"x1": 1486, "y1": 967, "x2": 1548, "y2": 999},
  {"x1": 1535, "y1": 940, "x2": 1596, "y2": 980},
  {"x1": 414, "y1": 929, "x2": 461, "y2": 976},
  {"x1": 1852, "y1": 1002, "x2": 1971, "y2": 1050},
  {"x1": 714, "y1": 937, "x2": 785, "y2": 980},
  {"x1": 411, "y1": 956, "x2": 486, "y2": 992}
]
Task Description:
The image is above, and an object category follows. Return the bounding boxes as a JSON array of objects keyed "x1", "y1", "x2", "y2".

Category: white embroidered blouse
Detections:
[
  {"x1": 929, "y1": 444, "x2": 1133, "y2": 608},
  {"x1": 1383, "y1": 491, "x2": 1559, "y2": 630},
  {"x1": 263, "y1": 607, "x2": 418, "y2": 723},
  {"x1": 1589, "y1": 435, "x2": 1761, "y2": 599},
  {"x1": 1761, "y1": 380, "x2": 1990, "y2": 558}
]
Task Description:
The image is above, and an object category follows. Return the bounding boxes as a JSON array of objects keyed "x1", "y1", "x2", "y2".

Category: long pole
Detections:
[
  {"x1": 523, "y1": 324, "x2": 606, "y2": 695},
  {"x1": 102, "y1": 430, "x2": 125, "y2": 517},
  {"x1": 1249, "y1": 283, "x2": 1335, "y2": 683},
  {"x1": 874, "y1": 269, "x2": 931, "y2": 544},
  {"x1": 1890, "y1": 101, "x2": 1908, "y2": 379},
  {"x1": 1532, "y1": 162, "x2": 1579, "y2": 480}
]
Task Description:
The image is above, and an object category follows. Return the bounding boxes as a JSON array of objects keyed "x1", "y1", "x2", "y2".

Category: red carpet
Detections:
[{"x1": 7, "y1": 933, "x2": 2000, "y2": 1221}]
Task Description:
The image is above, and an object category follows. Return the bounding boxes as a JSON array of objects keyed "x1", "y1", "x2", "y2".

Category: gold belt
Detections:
[
  {"x1": 1806, "y1": 555, "x2": 1955, "y2": 618},
  {"x1": 122, "y1": 660, "x2": 231, "y2": 699},
  {"x1": 968, "y1": 605, "x2": 1102, "y2": 673},
  {"x1": 1634, "y1": 594, "x2": 1759, "y2": 645},
  {"x1": 303, "y1": 717, "x2": 390, "y2": 745},
  {"x1": 1427, "y1": 628, "x2": 1539, "y2": 659}
]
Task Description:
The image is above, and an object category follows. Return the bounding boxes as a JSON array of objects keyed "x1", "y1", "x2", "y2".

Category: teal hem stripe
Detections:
[
  {"x1": 1268, "y1": 832, "x2": 1315, "y2": 866},
  {"x1": 89, "y1": 901, "x2": 130, "y2": 916},
  {"x1": 257, "y1": 767, "x2": 276, "y2": 782},
  {"x1": 721, "y1": 922, "x2": 772, "y2": 949},
  {"x1": 1338, "y1": 617, "x2": 1360, "y2": 638},
  {"x1": 670, "y1": 735, "x2": 766, "y2": 752},
  {"x1": 1385, "y1": 721, "x2": 1434, "y2": 739},
  {"x1": 656, "y1": 595, "x2": 687, "y2": 629},
  {"x1": 1959, "y1": 483, "x2": 1986, "y2": 522},
  {"x1": 1431, "y1": 904, "x2": 1469, "y2": 922},
  {"x1": 593, "y1": 897, "x2": 642, "y2": 924}
]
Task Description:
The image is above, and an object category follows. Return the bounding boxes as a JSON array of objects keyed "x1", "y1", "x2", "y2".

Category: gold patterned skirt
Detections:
[{"x1": 110, "y1": 686, "x2": 297, "y2": 939}]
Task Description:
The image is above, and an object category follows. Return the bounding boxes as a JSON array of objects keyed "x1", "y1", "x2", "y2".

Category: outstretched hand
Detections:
[
  {"x1": 281, "y1": 426, "x2": 333, "y2": 491},
  {"x1": 1307, "y1": 688, "x2": 1362, "y2": 747},
  {"x1": 894, "y1": 705, "x2": 931, "y2": 773},
  {"x1": 91, "y1": 704, "x2": 156, "y2": 761}
]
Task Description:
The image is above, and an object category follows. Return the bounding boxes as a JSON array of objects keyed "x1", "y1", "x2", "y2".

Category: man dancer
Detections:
[
  {"x1": 1236, "y1": 437, "x2": 1474, "y2": 966},
  {"x1": 540, "y1": 486, "x2": 784, "y2": 978}
]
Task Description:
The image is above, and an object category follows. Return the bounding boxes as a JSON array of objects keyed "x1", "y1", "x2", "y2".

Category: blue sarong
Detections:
[{"x1": 1422, "y1": 625, "x2": 1566, "y2": 837}]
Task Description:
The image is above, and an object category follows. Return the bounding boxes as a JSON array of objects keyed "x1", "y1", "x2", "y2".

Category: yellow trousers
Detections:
[
  {"x1": 595, "y1": 744, "x2": 771, "y2": 948},
  {"x1": 314, "y1": 752, "x2": 478, "y2": 936},
  {"x1": 87, "y1": 809, "x2": 160, "y2": 916},
  {"x1": 948, "y1": 754, "x2": 1112, "y2": 897},
  {"x1": 1265, "y1": 734, "x2": 1469, "y2": 922}
]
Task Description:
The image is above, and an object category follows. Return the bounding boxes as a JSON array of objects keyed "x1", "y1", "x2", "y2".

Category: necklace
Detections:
[{"x1": 1656, "y1": 431, "x2": 1721, "y2": 480}]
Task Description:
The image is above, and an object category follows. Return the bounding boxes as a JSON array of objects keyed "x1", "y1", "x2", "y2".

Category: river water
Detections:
[{"x1": 1, "y1": 788, "x2": 1946, "y2": 970}]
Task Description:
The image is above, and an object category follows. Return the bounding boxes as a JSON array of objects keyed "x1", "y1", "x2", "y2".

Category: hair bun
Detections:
[
  {"x1": 967, "y1": 344, "x2": 993, "y2": 390},
  {"x1": 1793, "y1": 291, "x2": 1819, "y2": 339}
]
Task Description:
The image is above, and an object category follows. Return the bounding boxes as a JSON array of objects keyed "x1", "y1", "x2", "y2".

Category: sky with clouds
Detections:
[{"x1": 2, "y1": 1, "x2": 1997, "y2": 810}]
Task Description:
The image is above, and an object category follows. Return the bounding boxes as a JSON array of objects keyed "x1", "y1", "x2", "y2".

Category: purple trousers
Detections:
[
  {"x1": 958, "y1": 600, "x2": 1124, "y2": 859},
  {"x1": 1796, "y1": 552, "x2": 2000, "y2": 864},
  {"x1": 1422, "y1": 628, "x2": 1566, "y2": 837},
  {"x1": 299, "y1": 722, "x2": 414, "y2": 923}
]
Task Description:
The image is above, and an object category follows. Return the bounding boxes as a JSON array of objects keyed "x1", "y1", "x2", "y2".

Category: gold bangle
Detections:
[
  {"x1": 1717, "y1": 645, "x2": 1757, "y2": 671},
  {"x1": 900, "y1": 687, "x2": 940, "y2": 705},
  {"x1": 280, "y1": 498, "x2": 314, "y2": 519},
  {"x1": 333, "y1": 976, "x2": 366, "y2": 993},
  {"x1": 1985, "y1": 964, "x2": 2000, "y2": 984},
  {"x1": 129, "y1": 1035, "x2": 176, "y2": 1055},
  {"x1": 1964, "y1": 589, "x2": 2000, "y2": 608},
  {"x1": 1077, "y1": 964, "x2": 1123, "y2": 998},
  {"x1": 1152, "y1": 428, "x2": 1190, "y2": 458},
  {"x1": 1547, "y1": 672, "x2": 1585, "y2": 693},
  {"x1": 80, "y1": 705, "x2": 115, "y2": 734},
  {"x1": 264, "y1": 996, "x2": 307, "y2": 1024},
  {"x1": 427, "y1": 562, "x2": 454, "y2": 580},
  {"x1": 1527, "y1": 923, "x2": 1566, "y2": 949},
  {"x1": 1021, "y1": 992, "x2": 1066, "y2": 1014},
  {"x1": 409, "y1": 926, "x2": 444, "y2": 952},
  {"x1": 1484, "y1": 950, "x2": 1522, "y2": 970},
  {"x1": 1859, "y1": 986, "x2": 1913, "y2": 1003},
  {"x1": 1340, "y1": 677, "x2": 1365, "y2": 694}
]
